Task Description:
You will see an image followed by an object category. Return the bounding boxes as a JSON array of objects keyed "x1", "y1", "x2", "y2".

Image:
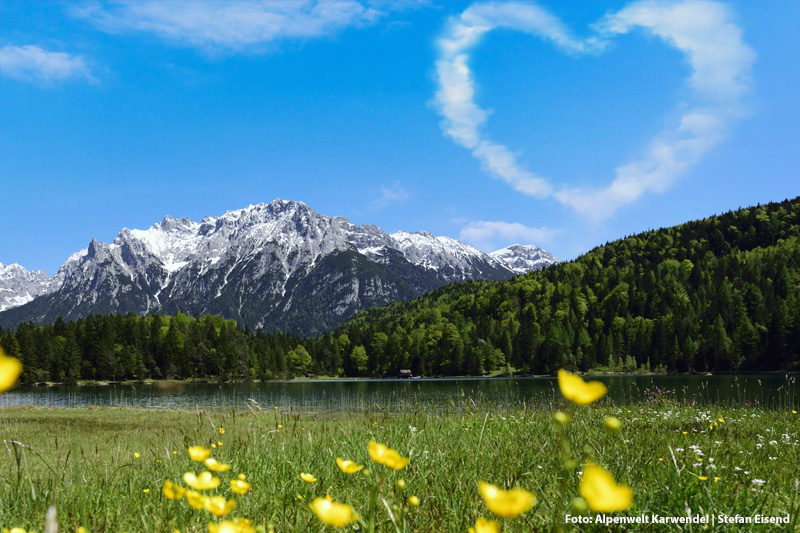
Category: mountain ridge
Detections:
[{"x1": 0, "y1": 200, "x2": 558, "y2": 333}]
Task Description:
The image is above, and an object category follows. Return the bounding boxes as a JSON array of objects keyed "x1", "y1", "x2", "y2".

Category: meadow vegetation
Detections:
[{"x1": 1, "y1": 387, "x2": 798, "y2": 531}]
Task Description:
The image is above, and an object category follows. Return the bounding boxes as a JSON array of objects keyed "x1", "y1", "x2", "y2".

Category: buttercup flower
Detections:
[
  {"x1": 219, "y1": 427, "x2": 225, "y2": 435},
  {"x1": 579, "y1": 464, "x2": 633, "y2": 512},
  {"x1": 208, "y1": 518, "x2": 256, "y2": 533},
  {"x1": 185, "y1": 490, "x2": 210, "y2": 510},
  {"x1": 230, "y1": 478, "x2": 251, "y2": 495},
  {"x1": 162, "y1": 479, "x2": 185, "y2": 500},
  {"x1": 558, "y1": 370, "x2": 607, "y2": 405},
  {"x1": 468, "y1": 517, "x2": 501, "y2": 533},
  {"x1": 368, "y1": 441, "x2": 409, "y2": 470},
  {"x1": 408, "y1": 495, "x2": 420, "y2": 507},
  {"x1": 477, "y1": 482, "x2": 536, "y2": 518},
  {"x1": 205, "y1": 458, "x2": 232, "y2": 472},
  {"x1": 188, "y1": 446, "x2": 212, "y2": 462},
  {"x1": 134, "y1": 452, "x2": 141, "y2": 459},
  {"x1": 553, "y1": 411, "x2": 570, "y2": 425},
  {"x1": 604, "y1": 417, "x2": 621, "y2": 432},
  {"x1": 336, "y1": 458, "x2": 364, "y2": 474},
  {"x1": 300, "y1": 472, "x2": 317, "y2": 482},
  {"x1": 205, "y1": 495, "x2": 236, "y2": 517},
  {"x1": 0, "y1": 347, "x2": 22, "y2": 393},
  {"x1": 184, "y1": 471, "x2": 221, "y2": 490},
  {"x1": 308, "y1": 497, "x2": 359, "y2": 527}
]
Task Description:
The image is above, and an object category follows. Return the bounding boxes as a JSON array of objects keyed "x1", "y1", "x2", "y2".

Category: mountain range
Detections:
[{"x1": 0, "y1": 200, "x2": 558, "y2": 334}]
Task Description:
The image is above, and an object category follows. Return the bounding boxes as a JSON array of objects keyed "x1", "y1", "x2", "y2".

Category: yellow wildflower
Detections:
[
  {"x1": 300, "y1": 472, "x2": 317, "y2": 482},
  {"x1": 0, "y1": 347, "x2": 22, "y2": 393},
  {"x1": 714, "y1": 477, "x2": 721, "y2": 482},
  {"x1": 185, "y1": 490, "x2": 209, "y2": 510},
  {"x1": 143, "y1": 488, "x2": 150, "y2": 494},
  {"x1": 183, "y1": 471, "x2": 221, "y2": 490},
  {"x1": 230, "y1": 478, "x2": 251, "y2": 495},
  {"x1": 336, "y1": 458, "x2": 364, "y2": 474},
  {"x1": 308, "y1": 497, "x2": 359, "y2": 527},
  {"x1": 237, "y1": 473, "x2": 246, "y2": 480},
  {"x1": 218, "y1": 441, "x2": 223, "y2": 447},
  {"x1": 208, "y1": 518, "x2": 256, "y2": 533},
  {"x1": 188, "y1": 446, "x2": 212, "y2": 462},
  {"x1": 162, "y1": 479, "x2": 185, "y2": 500},
  {"x1": 368, "y1": 441, "x2": 409, "y2": 470},
  {"x1": 553, "y1": 411, "x2": 570, "y2": 425},
  {"x1": 408, "y1": 495, "x2": 420, "y2": 507},
  {"x1": 604, "y1": 417, "x2": 621, "y2": 432},
  {"x1": 698, "y1": 476, "x2": 708, "y2": 481},
  {"x1": 579, "y1": 464, "x2": 633, "y2": 512},
  {"x1": 134, "y1": 452, "x2": 141, "y2": 459},
  {"x1": 204, "y1": 458, "x2": 232, "y2": 472},
  {"x1": 396, "y1": 479, "x2": 406, "y2": 489},
  {"x1": 219, "y1": 427, "x2": 225, "y2": 434},
  {"x1": 468, "y1": 517, "x2": 501, "y2": 533},
  {"x1": 477, "y1": 482, "x2": 536, "y2": 518},
  {"x1": 205, "y1": 496, "x2": 236, "y2": 517},
  {"x1": 557, "y1": 370, "x2": 607, "y2": 405}
]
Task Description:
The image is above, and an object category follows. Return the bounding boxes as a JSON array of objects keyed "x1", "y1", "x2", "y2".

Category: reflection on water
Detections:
[{"x1": 1, "y1": 374, "x2": 796, "y2": 412}]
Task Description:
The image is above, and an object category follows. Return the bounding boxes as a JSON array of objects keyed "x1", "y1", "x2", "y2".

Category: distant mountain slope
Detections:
[
  {"x1": 489, "y1": 244, "x2": 559, "y2": 274},
  {"x1": 0, "y1": 263, "x2": 54, "y2": 312},
  {"x1": 335, "y1": 198, "x2": 800, "y2": 376},
  {"x1": 0, "y1": 200, "x2": 558, "y2": 334}
]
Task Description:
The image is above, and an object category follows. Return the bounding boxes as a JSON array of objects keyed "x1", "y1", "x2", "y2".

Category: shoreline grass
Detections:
[{"x1": 1, "y1": 400, "x2": 798, "y2": 532}]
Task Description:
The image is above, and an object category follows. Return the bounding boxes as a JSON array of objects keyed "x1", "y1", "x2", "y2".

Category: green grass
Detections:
[{"x1": 1, "y1": 400, "x2": 799, "y2": 532}]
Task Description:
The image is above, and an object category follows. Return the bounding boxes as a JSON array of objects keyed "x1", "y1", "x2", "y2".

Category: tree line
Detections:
[{"x1": 2, "y1": 198, "x2": 799, "y2": 383}]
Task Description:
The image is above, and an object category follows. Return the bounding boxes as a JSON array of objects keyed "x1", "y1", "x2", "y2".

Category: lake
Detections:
[{"x1": 1, "y1": 373, "x2": 797, "y2": 412}]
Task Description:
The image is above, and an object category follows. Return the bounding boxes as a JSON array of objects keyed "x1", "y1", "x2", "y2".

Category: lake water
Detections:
[{"x1": 1, "y1": 374, "x2": 797, "y2": 412}]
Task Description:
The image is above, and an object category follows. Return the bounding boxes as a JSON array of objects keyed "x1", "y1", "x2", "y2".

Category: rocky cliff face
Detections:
[{"x1": 0, "y1": 200, "x2": 559, "y2": 334}]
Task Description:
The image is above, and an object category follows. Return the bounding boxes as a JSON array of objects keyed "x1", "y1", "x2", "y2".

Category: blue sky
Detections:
[{"x1": 1, "y1": 0, "x2": 798, "y2": 275}]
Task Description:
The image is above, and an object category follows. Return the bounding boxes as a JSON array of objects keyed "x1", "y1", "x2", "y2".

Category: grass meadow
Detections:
[{"x1": 0, "y1": 391, "x2": 799, "y2": 532}]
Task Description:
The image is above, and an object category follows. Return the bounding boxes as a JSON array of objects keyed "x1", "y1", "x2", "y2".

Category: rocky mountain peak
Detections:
[{"x1": 0, "y1": 200, "x2": 559, "y2": 333}]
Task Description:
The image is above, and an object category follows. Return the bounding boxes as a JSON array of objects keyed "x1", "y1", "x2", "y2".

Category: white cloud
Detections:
[
  {"x1": 0, "y1": 45, "x2": 95, "y2": 85},
  {"x1": 434, "y1": 0, "x2": 755, "y2": 219},
  {"x1": 370, "y1": 181, "x2": 409, "y2": 209},
  {"x1": 71, "y1": 0, "x2": 401, "y2": 53},
  {"x1": 460, "y1": 220, "x2": 556, "y2": 252}
]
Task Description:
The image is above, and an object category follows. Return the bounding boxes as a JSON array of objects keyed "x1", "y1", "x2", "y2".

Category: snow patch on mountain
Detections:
[
  {"x1": 0, "y1": 262, "x2": 55, "y2": 312},
  {"x1": 489, "y1": 244, "x2": 559, "y2": 275}
]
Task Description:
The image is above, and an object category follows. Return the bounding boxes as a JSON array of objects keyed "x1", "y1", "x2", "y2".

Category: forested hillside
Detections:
[
  {"x1": 2, "y1": 198, "x2": 798, "y2": 383},
  {"x1": 335, "y1": 197, "x2": 800, "y2": 376}
]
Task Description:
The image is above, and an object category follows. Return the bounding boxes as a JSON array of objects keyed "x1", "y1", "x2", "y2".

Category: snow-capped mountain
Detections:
[
  {"x1": 0, "y1": 263, "x2": 54, "y2": 312},
  {"x1": 489, "y1": 244, "x2": 560, "y2": 275},
  {"x1": 0, "y1": 200, "x2": 558, "y2": 334}
]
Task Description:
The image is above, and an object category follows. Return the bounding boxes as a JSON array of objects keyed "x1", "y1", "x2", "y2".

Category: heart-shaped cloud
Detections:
[{"x1": 434, "y1": 0, "x2": 755, "y2": 220}]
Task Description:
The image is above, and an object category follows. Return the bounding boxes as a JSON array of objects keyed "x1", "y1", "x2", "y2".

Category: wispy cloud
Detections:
[
  {"x1": 460, "y1": 220, "x2": 556, "y2": 252},
  {"x1": 370, "y1": 181, "x2": 410, "y2": 209},
  {"x1": 0, "y1": 45, "x2": 95, "y2": 85},
  {"x1": 434, "y1": 0, "x2": 755, "y2": 219},
  {"x1": 71, "y1": 0, "x2": 407, "y2": 53}
]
